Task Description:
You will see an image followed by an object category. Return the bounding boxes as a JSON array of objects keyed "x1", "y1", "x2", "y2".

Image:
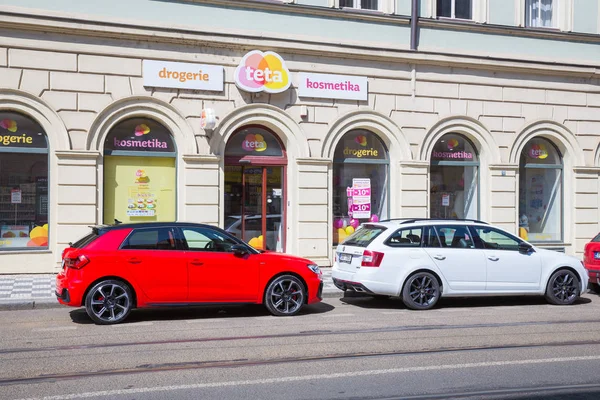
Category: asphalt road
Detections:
[{"x1": 2, "y1": 292, "x2": 600, "y2": 400}]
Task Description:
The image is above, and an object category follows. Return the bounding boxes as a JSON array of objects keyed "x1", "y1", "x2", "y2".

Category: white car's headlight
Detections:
[{"x1": 307, "y1": 264, "x2": 321, "y2": 275}]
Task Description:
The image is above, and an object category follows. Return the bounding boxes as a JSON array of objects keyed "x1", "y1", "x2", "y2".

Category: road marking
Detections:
[
  {"x1": 16, "y1": 354, "x2": 600, "y2": 400},
  {"x1": 320, "y1": 313, "x2": 355, "y2": 318},
  {"x1": 185, "y1": 319, "x2": 227, "y2": 324},
  {"x1": 380, "y1": 311, "x2": 408, "y2": 315},
  {"x1": 110, "y1": 322, "x2": 153, "y2": 328},
  {"x1": 32, "y1": 326, "x2": 77, "y2": 332}
]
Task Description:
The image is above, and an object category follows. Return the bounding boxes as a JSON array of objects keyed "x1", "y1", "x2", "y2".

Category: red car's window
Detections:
[
  {"x1": 181, "y1": 227, "x2": 238, "y2": 252},
  {"x1": 121, "y1": 228, "x2": 176, "y2": 251},
  {"x1": 592, "y1": 233, "x2": 600, "y2": 242}
]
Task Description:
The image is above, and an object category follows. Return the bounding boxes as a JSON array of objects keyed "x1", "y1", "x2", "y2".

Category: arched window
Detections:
[
  {"x1": 332, "y1": 130, "x2": 389, "y2": 245},
  {"x1": 0, "y1": 112, "x2": 49, "y2": 250},
  {"x1": 223, "y1": 126, "x2": 287, "y2": 252},
  {"x1": 103, "y1": 118, "x2": 177, "y2": 224},
  {"x1": 518, "y1": 137, "x2": 562, "y2": 242},
  {"x1": 429, "y1": 133, "x2": 479, "y2": 219}
]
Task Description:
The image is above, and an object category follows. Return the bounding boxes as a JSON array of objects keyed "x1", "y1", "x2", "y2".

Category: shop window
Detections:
[
  {"x1": 518, "y1": 138, "x2": 562, "y2": 242},
  {"x1": 429, "y1": 134, "x2": 479, "y2": 220},
  {"x1": 332, "y1": 130, "x2": 389, "y2": 246},
  {"x1": 437, "y1": 0, "x2": 472, "y2": 19},
  {"x1": 525, "y1": 0, "x2": 556, "y2": 28},
  {"x1": 0, "y1": 112, "x2": 49, "y2": 250},
  {"x1": 103, "y1": 118, "x2": 176, "y2": 224},
  {"x1": 339, "y1": 0, "x2": 380, "y2": 11},
  {"x1": 224, "y1": 127, "x2": 286, "y2": 252}
]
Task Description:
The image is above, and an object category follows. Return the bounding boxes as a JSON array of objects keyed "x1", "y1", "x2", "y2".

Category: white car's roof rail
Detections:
[{"x1": 379, "y1": 218, "x2": 489, "y2": 225}]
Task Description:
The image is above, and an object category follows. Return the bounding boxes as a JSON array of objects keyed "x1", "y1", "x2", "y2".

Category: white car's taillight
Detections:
[{"x1": 361, "y1": 250, "x2": 384, "y2": 267}]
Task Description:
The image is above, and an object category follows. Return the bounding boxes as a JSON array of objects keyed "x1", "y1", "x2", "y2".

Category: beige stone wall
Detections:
[{"x1": 0, "y1": 25, "x2": 599, "y2": 272}]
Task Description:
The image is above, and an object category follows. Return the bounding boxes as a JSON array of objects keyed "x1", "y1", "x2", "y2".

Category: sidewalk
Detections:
[{"x1": 0, "y1": 268, "x2": 344, "y2": 311}]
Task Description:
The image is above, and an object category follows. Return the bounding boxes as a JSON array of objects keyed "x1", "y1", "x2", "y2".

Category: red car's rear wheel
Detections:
[{"x1": 85, "y1": 279, "x2": 133, "y2": 325}]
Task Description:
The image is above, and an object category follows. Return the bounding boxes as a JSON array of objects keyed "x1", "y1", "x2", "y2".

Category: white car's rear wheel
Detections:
[{"x1": 402, "y1": 272, "x2": 440, "y2": 310}]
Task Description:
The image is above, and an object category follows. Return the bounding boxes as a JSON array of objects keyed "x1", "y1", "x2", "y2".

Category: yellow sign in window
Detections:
[{"x1": 103, "y1": 156, "x2": 176, "y2": 224}]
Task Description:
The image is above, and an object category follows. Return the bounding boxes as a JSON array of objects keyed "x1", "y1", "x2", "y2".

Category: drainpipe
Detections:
[{"x1": 410, "y1": 0, "x2": 419, "y2": 51}]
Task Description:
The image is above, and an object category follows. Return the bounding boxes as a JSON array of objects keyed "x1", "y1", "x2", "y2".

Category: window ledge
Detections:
[
  {"x1": 437, "y1": 16, "x2": 477, "y2": 24},
  {"x1": 339, "y1": 7, "x2": 385, "y2": 16}
]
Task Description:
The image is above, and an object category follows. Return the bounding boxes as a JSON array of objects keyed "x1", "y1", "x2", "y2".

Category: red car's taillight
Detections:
[
  {"x1": 361, "y1": 250, "x2": 384, "y2": 267},
  {"x1": 65, "y1": 255, "x2": 90, "y2": 269}
]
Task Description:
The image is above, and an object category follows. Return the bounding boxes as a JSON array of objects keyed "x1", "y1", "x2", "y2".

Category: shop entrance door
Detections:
[{"x1": 224, "y1": 166, "x2": 284, "y2": 251}]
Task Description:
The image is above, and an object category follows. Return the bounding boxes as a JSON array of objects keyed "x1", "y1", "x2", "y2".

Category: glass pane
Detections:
[
  {"x1": 424, "y1": 226, "x2": 442, "y2": 248},
  {"x1": 225, "y1": 127, "x2": 283, "y2": 157},
  {"x1": 0, "y1": 153, "x2": 48, "y2": 250},
  {"x1": 104, "y1": 118, "x2": 175, "y2": 154},
  {"x1": 430, "y1": 165, "x2": 478, "y2": 219},
  {"x1": 437, "y1": 0, "x2": 452, "y2": 17},
  {"x1": 519, "y1": 166, "x2": 562, "y2": 241},
  {"x1": 473, "y1": 227, "x2": 521, "y2": 251},
  {"x1": 266, "y1": 167, "x2": 284, "y2": 252},
  {"x1": 0, "y1": 112, "x2": 48, "y2": 149},
  {"x1": 387, "y1": 228, "x2": 423, "y2": 247},
  {"x1": 431, "y1": 134, "x2": 478, "y2": 162},
  {"x1": 242, "y1": 167, "x2": 263, "y2": 248},
  {"x1": 339, "y1": 0, "x2": 353, "y2": 7},
  {"x1": 520, "y1": 137, "x2": 561, "y2": 165},
  {"x1": 103, "y1": 156, "x2": 176, "y2": 224},
  {"x1": 182, "y1": 228, "x2": 237, "y2": 252},
  {"x1": 122, "y1": 228, "x2": 175, "y2": 250},
  {"x1": 333, "y1": 130, "x2": 388, "y2": 162},
  {"x1": 455, "y1": 0, "x2": 472, "y2": 19},
  {"x1": 361, "y1": 0, "x2": 378, "y2": 10},
  {"x1": 224, "y1": 165, "x2": 243, "y2": 237},
  {"x1": 332, "y1": 163, "x2": 389, "y2": 246},
  {"x1": 540, "y1": 0, "x2": 554, "y2": 27},
  {"x1": 436, "y1": 225, "x2": 475, "y2": 248},
  {"x1": 342, "y1": 225, "x2": 387, "y2": 247}
]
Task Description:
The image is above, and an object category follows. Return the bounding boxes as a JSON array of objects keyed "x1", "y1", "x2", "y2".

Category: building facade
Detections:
[{"x1": 0, "y1": 0, "x2": 599, "y2": 273}]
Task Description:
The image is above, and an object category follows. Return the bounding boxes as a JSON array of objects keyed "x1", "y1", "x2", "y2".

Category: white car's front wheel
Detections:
[
  {"x1": 545, "y1": 269, "x2": 580, "y2": 305},
  {"x1": 402, "y1": 272, "x2": 440, "y2": 310}
]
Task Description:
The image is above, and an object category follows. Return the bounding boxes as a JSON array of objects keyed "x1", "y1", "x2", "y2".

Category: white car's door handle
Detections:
[
  {"x1": 488, "y1": 256, "x2": 499, "y2": 261},
  {"x1": 433, "y1": 255, "x2": 446, "y2": 260}
]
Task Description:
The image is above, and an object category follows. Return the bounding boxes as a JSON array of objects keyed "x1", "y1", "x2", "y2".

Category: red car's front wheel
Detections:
[{"x1": 264, "y1": 275, "x2": 306, "y2": 316}]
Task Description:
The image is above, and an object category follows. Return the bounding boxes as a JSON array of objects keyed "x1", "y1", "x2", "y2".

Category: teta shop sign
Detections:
[{"x1": 235, "y1": 50, "x2": 291, "y2": 94}]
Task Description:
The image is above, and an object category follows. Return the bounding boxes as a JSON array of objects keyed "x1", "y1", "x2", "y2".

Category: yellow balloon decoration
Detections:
[
  {"x1": 345, "y1": 226, "x2": 355, "y2": 235},
  {"x1": 248, "y1": 235, "x2": 264, "y2": 249},
  {"x1": 337, "y1": 228, "x2": 348, "y2": 242}
]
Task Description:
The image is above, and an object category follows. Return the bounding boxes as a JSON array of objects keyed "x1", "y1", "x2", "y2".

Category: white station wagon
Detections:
[{"x1": 332, "y1": 219, "x2": 588, "y2": 310}]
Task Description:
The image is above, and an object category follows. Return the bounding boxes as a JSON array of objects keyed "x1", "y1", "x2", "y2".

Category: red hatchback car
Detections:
[
  {"x1": 56, "y1": 222, "x2": 323, "y2": 324},
  {"x1": 584, "y1": 233, "x2": 600, "y2": 293}
]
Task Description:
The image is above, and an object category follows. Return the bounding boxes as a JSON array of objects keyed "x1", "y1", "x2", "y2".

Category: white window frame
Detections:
[
  {"x1": 330, "y1": 0, "x2": 394, "y2": 13},
  {"x1": 431, "y1": 0, "x2": 479, "y2": 21},
  {"x1": 516, "y1": 0, "x2": 573, "y2": 31}
]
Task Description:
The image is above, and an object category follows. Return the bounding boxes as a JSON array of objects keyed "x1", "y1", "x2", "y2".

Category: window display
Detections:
[
  {"x1": 103, "y1": 118, "x2": 176, "y2": 224},
  {"x1": 518, "y1": 138, "x2": 562, "y2": 242},
  {"x1": 0, "y1": 112, "x2": 49, "y2": 250},
  {"x1": 332, "y1": 130, "x2": 389, "y2": 245},
  {"x1": 430, "y1": 134, "x2": 479, "y2": 220}
]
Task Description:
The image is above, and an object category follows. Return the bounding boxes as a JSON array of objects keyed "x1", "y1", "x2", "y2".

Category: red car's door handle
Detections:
[
  {"x1": 190, "y1": 260, "x2": 204, "y2": 266},
  {"x1": 127, "y1": 257, "x2": 142, "y2": 264}
]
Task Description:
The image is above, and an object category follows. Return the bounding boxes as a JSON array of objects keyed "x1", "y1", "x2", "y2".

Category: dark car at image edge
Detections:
[{"x1": 56, "y1": 222, "x2": 323, "y2": 324}]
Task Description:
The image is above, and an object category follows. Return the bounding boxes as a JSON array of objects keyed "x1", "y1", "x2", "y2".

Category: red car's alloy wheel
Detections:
[
  {"x1": 85, "y1": 280, "x2": 133, "y2": 325},
  {"x1": 265, "y1": 275, "x2": 305, "y2": 316}
]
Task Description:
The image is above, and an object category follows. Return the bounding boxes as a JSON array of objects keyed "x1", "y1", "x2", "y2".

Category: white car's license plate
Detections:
[
  {"x1": 594, "y1": 252, "x2": 600, "y2": 259},
  {"x1": 339, "y1": 253, "x2": 352, "y2": 264}
]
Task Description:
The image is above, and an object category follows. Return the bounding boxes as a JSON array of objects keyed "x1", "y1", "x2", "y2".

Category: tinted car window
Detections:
[
  {"x1": 182, "y1": 227, "x2": 238, "y2": 252},
  {"x1": 423, "y1": 226, "x2": 442, "y2": 248},
  {"x1": 121, "y1": 228, "x2": 176, "y2": 250},
  {"x1": 435, "y1": 225, "x2": 475, "y2": 249},
  {"x1": 592, "y1": 233, "x2": 600, "y2": 242},
  {"x1": 342, "y1": 225, "x2": 387, "y2": 247},
  {"x1": 386, "y1": 228, "x2": 423, "y2": 247},
  {"x1": 471, "y1": 226, "x2": 521, "y2": 251},
  {"x1": 71, "y1": 229, "x2": 105, "y2": 248}
]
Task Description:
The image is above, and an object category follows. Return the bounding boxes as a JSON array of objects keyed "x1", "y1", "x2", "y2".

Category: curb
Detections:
[
  {"x1": 0, "y1": 299, "x2": 63, "y2": 311},
  {"x1": 0, "y1": 290, "x2": 359, "y2": 311}
]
